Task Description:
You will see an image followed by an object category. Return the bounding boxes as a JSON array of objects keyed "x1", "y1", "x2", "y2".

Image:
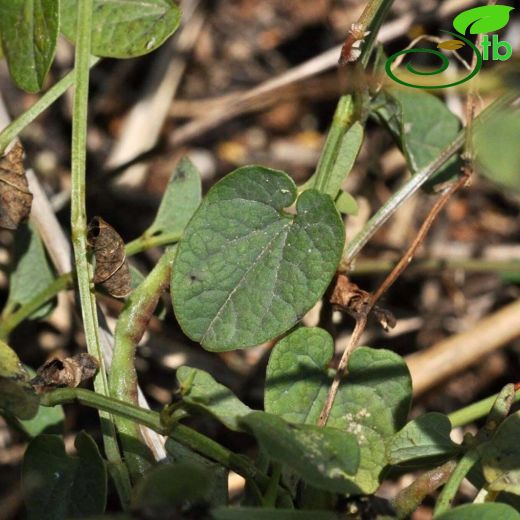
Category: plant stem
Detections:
[
  {"x1": 359, "y1": 0, "x2": 394, "y2": 67},
  {"x1": 342, "y1": 90, "x2": 520, "y2": 268},
  {"x1": 312, "y1": 95, "x2": 354, "y2": 194},
  {"x1": 0, "y1": 58, "x2": 99, "y2": 155},
  {"x1": 449, "y1": 389, "x2": 520, "y2": 428},
  {"x1": 433, "y1": 449, "x2": 480, "y2": 517},
  {"x1": 70, "y1": 0, "x2": 131, "y2": 507},
  {"x1": 110, "y1": 247, "x2": 176, "y2": 481},
  {"x1": 125, "y1": 231, "x2": 183, "y2": 256},
  {"x1": 0, "y1": 273, "x2": 73, "y2": 339}
]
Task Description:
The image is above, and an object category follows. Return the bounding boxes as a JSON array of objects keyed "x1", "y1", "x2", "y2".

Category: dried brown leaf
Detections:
[
  {"x1": 31, "y1": 353, "x2": 99, "y2": 393},
  {"x1": 87, "y1": 216, "x2": 131, "y2": 298},
  {"x1": 0, "y1": 143, "x2": 33, "y2": 230}
]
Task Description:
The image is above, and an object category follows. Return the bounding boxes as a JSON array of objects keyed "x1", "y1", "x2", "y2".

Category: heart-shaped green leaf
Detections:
[
  {"x1": 387, "y1": 412, "x2": 459, "y2": 465},
  {"x1": 60, "y1": 0, "x2": 181, "y2": 58},
  {"x1": 23, "y1": 432, "x2": 107, "y2": 520},
  {"x1": 176, "y1": 366, "x2": 252, "y2": 431},
  {"x1": 0, "y1": 340, "x2": 39, "y2": 420},
  {"x1": 171, "y1": 167, "x2": 344, "y2": 351},
  {"x1": 453, "y1": 5, "x2": 514, "y2": 35},
  {"x1": 435, "y1": 503, "x2": 520, "y2": 520},
  {"x1": 481, "y1": 411, "x2": 520, "y2": 495},
  {"x1": 0, "y1": 0, "x2": 59, "y2": 93},
  {"x1": 241, "y1": 411, "x2": 360, "y2": 494},
  {"x1": 265, "y1": 327, "x2": 412, "y2": 493}
]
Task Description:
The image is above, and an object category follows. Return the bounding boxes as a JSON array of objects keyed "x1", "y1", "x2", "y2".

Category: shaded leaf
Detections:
[
  {"x1": 0, "y1": 143, "x2": 32, "y2": 230},
  {"x1": 482, "y1": 411, "x2": 520, "y2": 495},
  {"x1": 435, "y1": 503, "x2": 520, "y2": 520},
  {"x1": 0, "y1": 340, "x2": 39, "y2": 419},
  {"x1": 60, "y1": 0, "x2": 182, "y2": 58},
  {"x1": 387, "y1": 412, "x2": 458, "y2": 465},
  {"x1": 212, "y1": 508, "x2": 339, "y2": 520},
  {"x1": 0, "y1": 0, "x2": 59, "y2": 92},
  {"x1": 132, "y1": 463, "x2": 214, "y2": 516},
  {"x1": 335, "y1": 190, "x2": 358, "y2": 216},
  {"x1": 453, "y1": 5, "x2": 514, "y2": 35},
  {"x1": 171, "y1": 166, "x2": 344, "y2": 351},
  {"x1": 474, "y1": 108, "x2": 520, "y2": 193},
  {"x1": 241, "y1": 411, "x2": 360, "y2": 494},
  {"x1": 176, "y1": 366, "x2": 252, "y2": 431},
  {"x1": 145, "y1": 156, "x2": 202, "y2": 239},
  {"x1": 265, "y1": 327, "x2": 412, "y2": 493},
  {"x1": 6, "y1": 222, "x2": 56, "y2": 319},
  {"x1": 23, "y1": 432, "x2": 107, "y2": 520},
  {"x1": 31, "y1": 353, "x2": 99, "y2": 393},
  {"x1": 88, "y1": 217, "x2": 131, "y2": 298}
]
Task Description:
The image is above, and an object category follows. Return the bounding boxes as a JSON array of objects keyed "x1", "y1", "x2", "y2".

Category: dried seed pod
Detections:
[
  {"x1": 0, "y1": 142, "x2": 33, "y2": 230},
  {"x1": 31, "y1": 353, "x2": 99, "y2": 394},
  {"x1": 330, "y1": 274, "x2": 396, "y2": 331},
  {"x1": 87, "y1": 216, "x2": 131, "y2": 298}
]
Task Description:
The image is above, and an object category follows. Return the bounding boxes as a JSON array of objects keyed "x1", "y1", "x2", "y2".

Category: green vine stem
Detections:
[
  {"x1": 40, "y1": 387, "x2": 291, "y2": 502},
  {"x1": 125, "y1": 231, "x2": 183, "y2": 256},
  {"x1": 449, "y1": 388, "x2": 520, "y2": 428},
  {"x1": 70, "y1": 0, "x2": 131, "y2": 507},
  {"x1": 342, "y1": 89, "x2": 520, "y2": 268},
  {"x1": 110, "y1": 247, "x2": 177, "y2": 481},
  {"x1": 0, "y1": 57, "x2": 99, "y2": 155}
]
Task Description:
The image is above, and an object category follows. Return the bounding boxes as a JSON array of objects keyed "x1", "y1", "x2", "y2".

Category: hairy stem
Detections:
[
  {"x1": 110, "y1": 247, "x2": 176, "y2": 481},
  {"x1": 70, "y1": 0, "x2": 131, "y2": 506}
]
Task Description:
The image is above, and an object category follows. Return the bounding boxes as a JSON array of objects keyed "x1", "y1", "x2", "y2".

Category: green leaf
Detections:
[
  {"x1": 0, "y1": 340, "x2": 39, "y2": 419},
  {"x1": 18, "y1": 404, "x2": 64, "y2": 437},
  {"x1": 23, "y1": 432, "x2": 107, "y2": 520},
  {"x1": 335, "y1": 191, "x2": 358, "y2": 216},
  {"x1": 60, "y1": 0, "x2": 182, "y2": 58},
  {"x1": 453, "y1": 5, "x2": 514, "y2": 35},
  {"x1": 387, "y1": 412, "x2": 458, "y2": 465},
  {"x1": 0, "y1": 0, "x2": 59, "y2": 93},
  {"x1": 6, "y1": 223, "x2": 57, "y2": 320},
  {"x1": 176, "y1": 366, "x2": 252, "y2": 431},
  {"x1": 165, "y1": 439, "x2": 228, "y2": 506},
  {"x1": 132, "y1": 463, "x2": 215, "y2": 515},
  {"x1": 481, "y1": 411, "x2": 520, "y2": 495},
  {"x1": 145, "y1": 156, "x2": 202, "y2": 239},
  {"x1": 474, "y1": 109, "x2": 520, "y2": 193},
  {"x1": 212, "y1": 508, "x2": 339, "y2": 520},
  {"x1": 241, "y1": 411, "x2": 360, "y2": 494},
  {"x1": 171, "y1": 167, "x2": 344, "y2": 351},
  {"x1": 265, "y1": 328, "x2": 412, "y2": 493},
  {"x1": 393, "y1": 89, "x2": 461, "y2": 189},
  {"x1": 435, "y1": 503, "x2": 520, "y2": 520}
]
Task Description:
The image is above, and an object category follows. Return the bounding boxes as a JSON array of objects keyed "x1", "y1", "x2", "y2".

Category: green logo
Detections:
[{"x1": 386, "y1": 5, "x2": 514, "y2": 89}]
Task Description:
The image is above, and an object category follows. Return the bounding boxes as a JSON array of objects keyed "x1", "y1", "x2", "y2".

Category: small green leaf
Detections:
[
  {"x1": 212, "y1": 508, "x2": 339, "y2": 520},
  {"x1": 335, "y1": 191, "x2": 358, "y2": 216},
  {"x1": 23, "y1": 432, "x2": 107, "y2": 520},
  {"x1": 482, "y1": 411, "x2": 520, "y2": 495},
  {"x1": 18, "y1": 404, "x2": 64, "y2": 437},
  {"x1": 176, "y1": 366, "x2": 252, "y2": 431},
  {"x1": 6, "y1": 223, "x2": 57, "y2": 320},
  {"x1": 435, "y1": 503, "x2": 520, "y2": 520},
  {"x1": 60, "y1": 0, "x2": 182, "y2": 58},
  {"x1": 171, "y1": 166, "x2": 344, "y2": 351},
  {"x1": 453, "y1": 5, "x2": 514, "y2": 35},
  {"x1": 265, "y1": 328, "x2": 412, "y2": 493},
  {"x1": 474, "y1": 109, "x2": 520, "y2": 193},
  {"x1": 0, "y1": 0, "x2": 59, "y2": 92},
  {"x1": 0, "y1": 340, "x2": 39, "y2": 419},
  {"x1": 387, "y1": 412, "x2": 458, "y2": 465},
  {"x1": 241, "y1": 411, "x2": 360, "y2": 494},
  {"x1": 145, "y1": 157, "x2": 202, "y2": 239},
  {"x1": 132, "y1": 463, "x2": 214, "y2": 515}
]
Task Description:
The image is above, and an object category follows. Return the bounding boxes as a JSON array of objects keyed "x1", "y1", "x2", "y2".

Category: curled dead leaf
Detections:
[
  {"x1": 87, "y1": 216, "x2": 131, "y2": 298},
  {"x1": 438, "y1": 39, "x2": 466, "y2": 51},
  {"x1": 330, "y1": 274, "x2": 396, "y2": 332},
  {"x1": 31, "y1": 353, "x2": 99, "y2": 394},
  {"x1": 0, "y1": 142, "x2": 33, "y2": 230}
]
